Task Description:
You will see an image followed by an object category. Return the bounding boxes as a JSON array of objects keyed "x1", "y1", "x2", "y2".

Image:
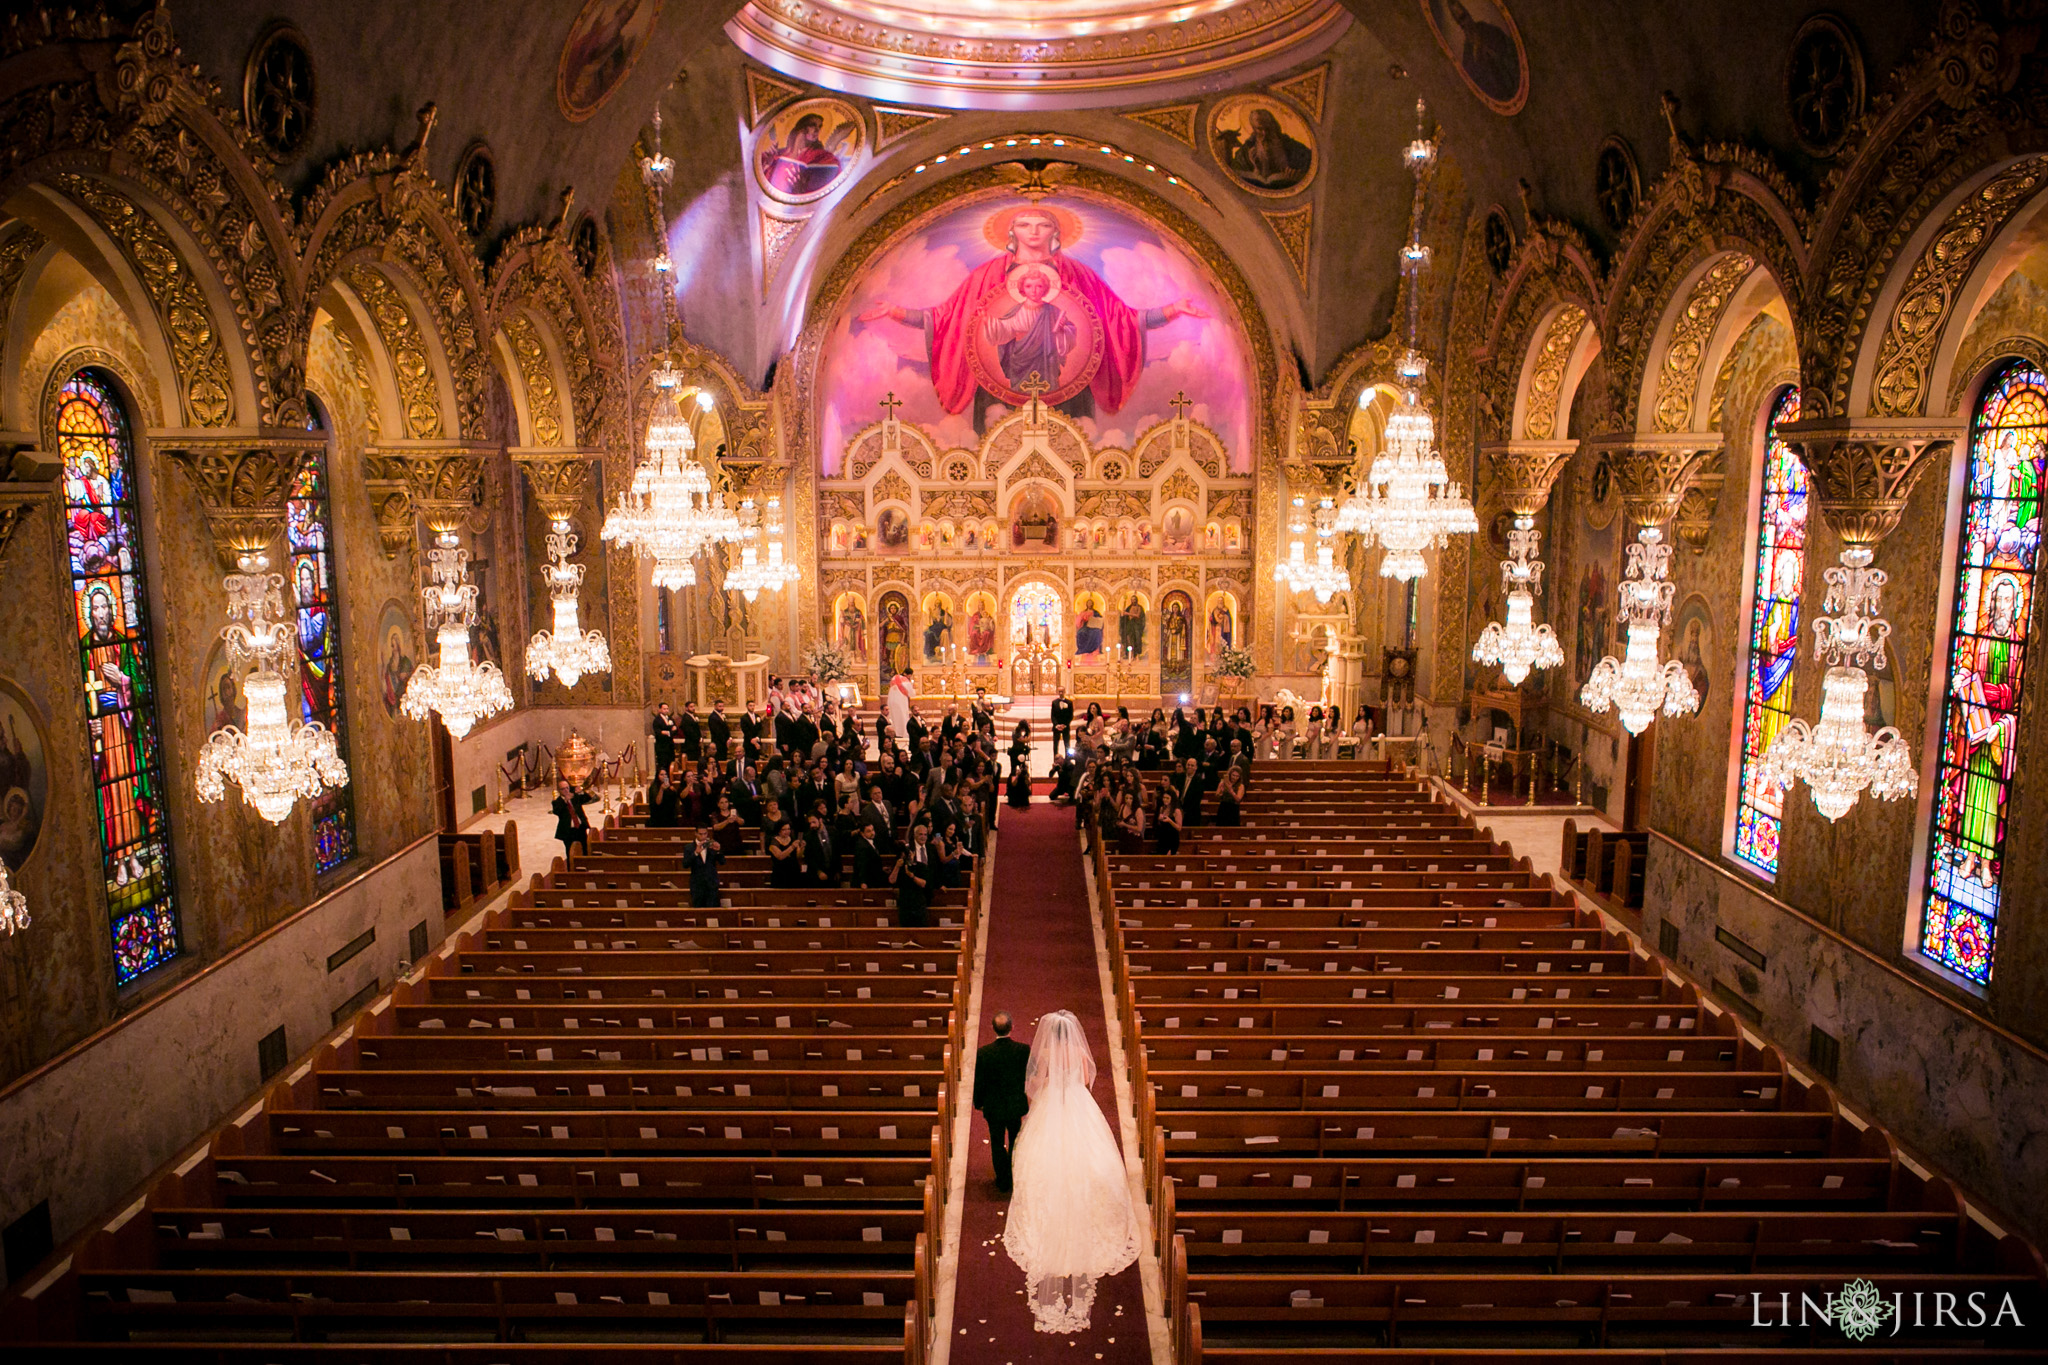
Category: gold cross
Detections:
[
  {"x1": 878, "y1": 391, "x2": 902, "y2": 419},
  {"x1": 1018, "y1": 371, "x2": 1050, "y2": 423},
  {"x1": 1170, "y1": 390, "x2": 1192, "y2": 420}
]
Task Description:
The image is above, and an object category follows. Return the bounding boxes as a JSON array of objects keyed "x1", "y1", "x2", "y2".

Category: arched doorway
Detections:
[{"x1": 1008, "y1": 581, "x2": 1063, "y2": 696}]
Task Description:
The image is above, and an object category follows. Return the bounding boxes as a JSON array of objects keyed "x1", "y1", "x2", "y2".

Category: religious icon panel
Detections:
[{"x1": 1920, "y1": 359, "x2": 2043, "y2": 984}]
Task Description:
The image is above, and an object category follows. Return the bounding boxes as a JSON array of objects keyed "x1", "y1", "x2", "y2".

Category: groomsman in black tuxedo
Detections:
[{"x1": 678, "y1": 700, "x2": 703, "y2": 764}]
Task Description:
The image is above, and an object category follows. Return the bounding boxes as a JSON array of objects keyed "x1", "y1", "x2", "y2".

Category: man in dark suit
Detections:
[
  {"x1": 651, "y1": 703, "x2": 678, "y2": 775},
  {"x1": 707, "y1": 701, "x2": 731, "y2": 762},
  {"x1": 728, "y1": 763, "x2": 762, "y2": 825},
  {"x1": 891, "y1": 823, "x2": 933, "y2": 927},
  {"x1": 1049, "y1": 687, "x2": 1074, "y2": 755},
  {"x1": 858, "y1": 783, "x2": 896, "y2": 852},
  {"x1": 973, "y1": 1010, "x2": 1031, "y2": 1194},
  {"x1": 684, "y1": 826, "x2": 723, "y2": 908},
  {"x1": 851, "y1": 818, "x2": 888, "y2": 888},
  {"x1": 677, "y1": 700, "x2": 703, "y2": 764},
  {"x1": 740, "y1": 703, "x2": 765, "y2": 762},
  {"x1": 550, "y1": 780, "x2": 596, "y2": 861},
  {"x1": 804, "y1": 808, "x2": 839, "y2": 887}
]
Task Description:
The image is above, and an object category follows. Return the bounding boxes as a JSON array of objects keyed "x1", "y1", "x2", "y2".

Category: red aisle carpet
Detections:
[{"x1": 952, "y1": 796, "x2": 1149, "y2": 1362}]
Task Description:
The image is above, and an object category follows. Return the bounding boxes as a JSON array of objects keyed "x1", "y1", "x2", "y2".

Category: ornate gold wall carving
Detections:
[
  {"x1": 347, "y1": 266, "x2": 444, "y2": 440},
  {"x1": 1652, "y1": 253, "x2": 1754, "y2": 432},
  {"x1": 1521, "y1": 304, "x2": 1586, "y2": 441},
  {"x1": 500, "y1": 313, "x2": 564, "y2": 446}
]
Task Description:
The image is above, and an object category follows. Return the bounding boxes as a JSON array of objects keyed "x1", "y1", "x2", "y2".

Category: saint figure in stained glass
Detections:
[
  {"x1": 1921, "y1": 359, "x2": 2044, "y2": 984},
  {"x1": 57, "y1": 370, "x2": 180, "y2": 983},
  {"x1": 1732, "y1": 388, "x2": 1808, "y2": 877}
]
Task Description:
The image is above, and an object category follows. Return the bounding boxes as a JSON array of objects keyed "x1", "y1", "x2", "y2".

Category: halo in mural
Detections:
[
  {"x1": 1419, "y1": 0, "x2": 1529, "y2": 116},
  {"x1": 0, "y1": 678, "x2": 49, "y2": 873},
  {"x1": 557, "y1": 0, "x2": 663, "y2": 123},
  {"x1": 829, "y1": 190, "x2": 1249, "y2": 474},
  {"x1": 754, "y1": 97, "x2": 865, "y2": 205},
  {"x1": 1207, "y1": 94, "x2": 1318, "y2": 198}
]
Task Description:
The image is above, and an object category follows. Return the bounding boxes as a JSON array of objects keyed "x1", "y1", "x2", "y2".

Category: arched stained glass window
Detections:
[
  {"x1": 58, "y1": 370, "x2": 181, "y2": 984},
  {"x1": 287, "y1": 435, "x2": 357, "y2": 873},
  {"x1": 1921, "y1": 359, "x2": 2045, "y2": 985},
  {"x1": 1732, "y1": 388, "x2": 1809, "y2": 877}
]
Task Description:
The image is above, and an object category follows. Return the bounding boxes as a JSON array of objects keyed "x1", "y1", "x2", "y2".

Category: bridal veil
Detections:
[{"x1": 998, "y1": 1010, "x2": 1141, "y2": 1332}]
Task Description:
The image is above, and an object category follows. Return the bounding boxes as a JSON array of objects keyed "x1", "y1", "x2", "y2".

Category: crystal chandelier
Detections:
[
  {"x1": 1336, "y1": 102, "x2": 1477, "y2": 582},
  {"x1": 1472, "y1": 516, "x2": 1564, "y2": 686},
  {"x1": 195, "y1": 553, "x2": 351, "y2": 824},
  {"x1": 402, "y1": 529, "x2": 514, "y2": 740},
  {"x1": 1579, "y1": 524, "x2": 1699, "y2": 734},
  {"x1": 1275, "y1": 495, "x2": 1350, "y2": 604},
  {"x1": 0, "y1": 859, "x2": 30, "y2": 936},
  {"x1": 526, "y1": 518, "x2": 612, "y2": 688},
  {"x1": 725, "y1": 497, "x2": 802, "y2": 601},
  {"x1": 1757, "y1": 546, "x2": 1917, "y2": 820},
  {"x1": 603, "y1": 362, "x2": 746, "y2": 584}
]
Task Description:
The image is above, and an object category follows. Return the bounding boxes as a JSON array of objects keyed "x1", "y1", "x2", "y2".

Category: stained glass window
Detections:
[
  {"x1": 58, "y1": 370, "x2": 181, "y2": 984},
  {"x1": 1732, "y1": 387, "x2": 1809, "y2": 877},
  {"x1": 287, "y1": 438, "x2": 357, "y2": 873},
  {"x1": 1920, "y1": 359, "x2": 2044, "y2": 985}
]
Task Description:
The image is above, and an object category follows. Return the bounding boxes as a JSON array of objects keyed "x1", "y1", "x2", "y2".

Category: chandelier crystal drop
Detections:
[
  {"x1": 526, "y1": 519, "x2": 612, "y2": 689},
  {"x1": 194, "y1": 554, "x2": 351, "y2": 824},
  {"x1": 1472, "y1": 516, "x2": 1564, "y2": 686},
  {"x1": 401, "y1": 529, "x2": 515, "y2": 740},
  {"x1": 1578, "y1": 525, "x2": 1699, "y2": 735},
  {"x1": 1269, "y1": 495, "x2": 1349, "y2": 604},
  {"x1": 1756, "y1": 546, "x2": 1918, "y2": 820},
  {"x1": 0, "y1": 856, "x2": 31, "y2": 936},
  {"x1": 1335, "y1": 101, "x2": 1476, "y2": 582}
]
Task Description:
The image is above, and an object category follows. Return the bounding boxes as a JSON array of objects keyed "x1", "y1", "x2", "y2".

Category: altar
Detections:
[{"x1": 684, "y1": 653, "x2": 771, "y2": 711}]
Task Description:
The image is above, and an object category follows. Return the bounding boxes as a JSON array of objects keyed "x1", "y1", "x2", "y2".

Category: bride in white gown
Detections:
[{"x1": 999, "y1": 1010, "x2": 1141, "y2": 1333}]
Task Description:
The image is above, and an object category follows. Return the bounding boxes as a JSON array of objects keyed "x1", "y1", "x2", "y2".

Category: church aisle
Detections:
[{"x1": 951, "y1": 797, "x2": 1152, "y2": 1363}]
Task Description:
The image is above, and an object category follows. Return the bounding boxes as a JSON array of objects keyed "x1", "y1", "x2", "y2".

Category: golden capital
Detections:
[
  {"x1": 1588, "y1": 433, "x2": 1720, "y2": 528},
  {"x1": 160, "y1": 437, "x2": 326, "y2": 571},
  {"x1": 511, "y1": 447, "x2": 600, "y2": 525},
  {"x1": 1779, "y1": 417, "x2": 1959, "y2": 545},
  {"x1": 1481, "y1": 440, "x2": 1577, "y2": 516},
  {"x1": 368, "y1": 443, "x2": 494, "y2": 536}
]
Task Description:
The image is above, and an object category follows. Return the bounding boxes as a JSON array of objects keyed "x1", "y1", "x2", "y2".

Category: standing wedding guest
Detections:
[
  {"x1": 1176, "y1": 756, "x2": 1205, "y2": 829},
  {"x1": 707, "y1": 793, "x2": 746, "y2": 854},
  {"x1": 805, "y1": 807, "x2": 840, "y2": 887},
  {"x1": 1049, "y1": 685, "x2": 1074, "y2": 755},
  {"x1": 551, "y1": 780, "x2": 595, "y2": 861},
  {"x1": 767, "y1": 819, "x2": 805, "y2": 887},
  {"x1": 707, "y1": 700, "x2": 731, "y2": 762},
  {"x1": 891, "y1": 823, "x2": 933, "y2": 927},
  {"x1": 852, "y1": 816, "x2": 889, "y2": 888},
  {"x1": 684, "y1": 825, "x2": 723, "y2": 908},
  {"x1": 646, "y1": 767, "x2": 681, "y2": 828},
  {"x1": 651, "y1": 702, "x2": 678, "y2": 775},
  {"x1": 1214, "y1": 762, "x2": 1245, "y2": 827},
  {"x1": 678, "y1": 699, "x2": 703, "y2": 764},
  {"x1": 1154, "y1": 785, "x2": 1184, "y2": 854}
]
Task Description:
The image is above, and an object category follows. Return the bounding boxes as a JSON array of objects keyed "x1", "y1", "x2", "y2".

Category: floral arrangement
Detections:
[
  {"x1": 802, "y1": 639, "x2": 851, "y2": 685},
  {"x1": 1215, "y1": 645, "x2": 1256, "y2": 679}
]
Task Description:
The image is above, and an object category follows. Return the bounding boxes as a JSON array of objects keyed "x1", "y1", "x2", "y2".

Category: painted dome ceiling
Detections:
[{"x1": 725, "y1": 0, "x2": 1351, "y2": 109}]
